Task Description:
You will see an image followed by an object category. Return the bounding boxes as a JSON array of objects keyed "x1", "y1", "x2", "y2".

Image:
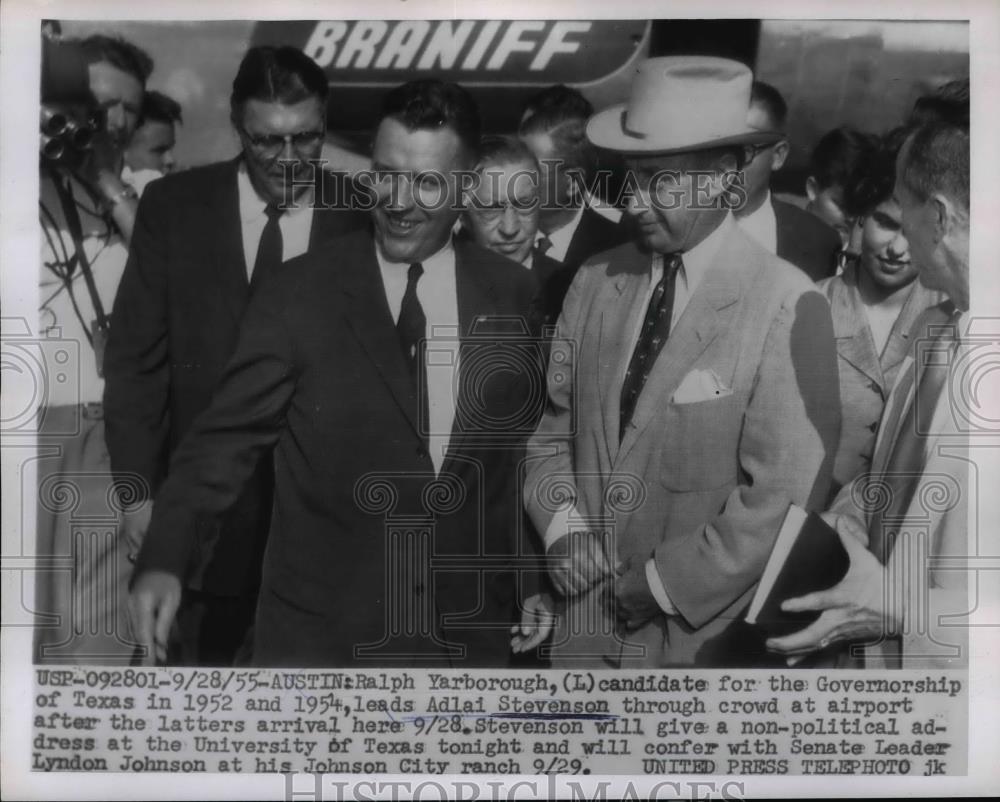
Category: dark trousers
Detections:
[{"x1": 168, "y1": 589, "x2": 258, "y2": 667}]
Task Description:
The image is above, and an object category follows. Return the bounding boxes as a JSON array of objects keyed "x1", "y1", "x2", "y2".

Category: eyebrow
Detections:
[{"x1": 871, "y1": 210, "x2": 901, "y2": 228}]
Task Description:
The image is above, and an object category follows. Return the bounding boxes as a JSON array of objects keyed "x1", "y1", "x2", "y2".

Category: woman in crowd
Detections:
[{"x1": 818, "y1": 128, "x2": 944, "y2": 496}]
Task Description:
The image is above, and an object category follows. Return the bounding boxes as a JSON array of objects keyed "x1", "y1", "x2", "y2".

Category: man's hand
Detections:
[
  {"x1": 613, "y1": 555, "x2": 661, "y2": 631},
  {"x1": 128, "y1": 571, "x2": 182, "y2": 665},
  {"x1": 547, "y1": 529, "x2": 614, "y2": 597},
  {"x1": 121, "y1": 499, "x2": 153, "y2": 565},
  {"x1": 510, "y1": 593, "x2": 556, "y2": 653},
  {"x1": 766, "y1": 514, "x2": 896, "y2": 663}
]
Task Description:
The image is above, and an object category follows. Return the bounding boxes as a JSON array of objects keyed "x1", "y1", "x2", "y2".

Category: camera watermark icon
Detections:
[
  {"x1": 421, "y1": 316, "x2": 568, "y2": 441},
  {"x1": 1, "y1": 318, "x2": 82, "y2": 436},
  {"x1": 914, "y1": 315, "x2": 1000, "y2": 437}
]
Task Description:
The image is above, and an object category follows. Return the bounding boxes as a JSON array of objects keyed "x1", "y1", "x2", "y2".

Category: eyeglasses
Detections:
[
  {"x1": 469, "y1": 201, "x2": 539, "y2": 224},
  {"x1": 743, "y1": 142, "x2": 776, "y2": 162},
  {"x1": 241, "y1": 129, "x2": 325, "y2": 158}
]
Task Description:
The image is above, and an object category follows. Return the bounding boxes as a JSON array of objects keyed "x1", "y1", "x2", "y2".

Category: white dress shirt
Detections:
[
  {"x1": 237, "y1": 165, "x2": 316, "y2": 280},
  {"x1": 375, "y1": 238, "x2": 460, "y2": 475},
  {"x1": 736, "y1": 190, "x2": 777, "y2": 254},
  {"x1": 543, "y1": 213, "x2": 738, "y2": 613},
  {"x1": 542, "y1": 203, "x2": 585, "y2": 263}
]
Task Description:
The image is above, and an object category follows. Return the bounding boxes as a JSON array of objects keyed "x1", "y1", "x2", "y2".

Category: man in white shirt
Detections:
[
  {"x1": 520, "y1": 57, "x2": 840, "y2": 667},
  {"x1": 518, "y1": 85, "x2": 628, "y2": 321},
  {"x1": 128, "y1": 80, "x2": 544, "y2": 667},
  {"x1": 735, "y1": 80, "x2": 841, "y2": 282},
  {"x1": 104, "y1": 46, "x2": 366, "y2": 665}
]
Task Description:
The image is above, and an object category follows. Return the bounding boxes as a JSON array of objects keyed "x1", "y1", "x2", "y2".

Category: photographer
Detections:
[{"x1": 36, "y1": 32, "x2": 152, "y2": 664}]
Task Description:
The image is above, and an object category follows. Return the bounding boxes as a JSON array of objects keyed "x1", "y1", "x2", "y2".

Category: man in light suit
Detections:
[
  {"x1": 128, "y1": 80, "x2": 544, "y2": 667},
  {"x1": 768, "y1": 117, "x2": 971, "y2": 668},
  {"x1": 520, "y1": 57, "x2": 841, "y2": 668}
]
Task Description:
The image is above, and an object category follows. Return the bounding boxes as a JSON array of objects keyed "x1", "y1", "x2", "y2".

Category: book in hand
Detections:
[{"x1": 745, "y1": 504, "x2": 850, "y2": 636}]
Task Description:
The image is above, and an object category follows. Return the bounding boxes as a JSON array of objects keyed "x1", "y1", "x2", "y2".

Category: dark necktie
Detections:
[
  {"x1": 533, "y1": 234, "x2": 554, "y2": 261},
  {"x1": 619, "y1": 253, "x2": 683, "y2": 442},
  {"x1": 868, "y1": 305, "x2": 959, "y2": 563},
  {"x1": 249, "y1": 204, "x2": 284, "y2": 294},
  {"x1": 397, "y1": 263, "x2": 429, "y2": 438}
]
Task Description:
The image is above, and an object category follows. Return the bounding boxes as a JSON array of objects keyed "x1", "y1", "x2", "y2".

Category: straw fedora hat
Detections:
[{"x1": 587, "y1": 56, "x2": 783, "y2": 155}]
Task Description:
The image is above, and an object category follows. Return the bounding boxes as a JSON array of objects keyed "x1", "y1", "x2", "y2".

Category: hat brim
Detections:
[{"x1": 587, "y1": 104, "x2": 784, "y2": 155}]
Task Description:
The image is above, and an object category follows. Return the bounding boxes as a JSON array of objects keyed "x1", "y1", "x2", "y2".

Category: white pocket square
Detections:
[{"x1": 671, "y1": 368, "x2": 733, "y2": 404}]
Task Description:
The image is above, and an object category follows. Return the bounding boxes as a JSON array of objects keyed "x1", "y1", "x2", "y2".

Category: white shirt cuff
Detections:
[
  {"x1": 543, "y1": 504, "x2": 579, "y2": 551},
  {"x1": 645, "y1": 558, "x2": 676, "y2": 615}
]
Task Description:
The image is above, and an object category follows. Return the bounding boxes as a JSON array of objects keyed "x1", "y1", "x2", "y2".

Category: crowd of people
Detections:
[{"x1": 35, "y1": 29, "x2": 970, "y2": 671}]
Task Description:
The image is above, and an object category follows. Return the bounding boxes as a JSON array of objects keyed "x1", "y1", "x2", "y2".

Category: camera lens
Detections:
[
  {"x1": 66, "y1": 122, "x2": 94, "y2": 151},
  {"x1": 40, "y1": 134, "x2": 66, "y2": 161},
  {"x1": 40, "y1": 107, "x2": 69, "y2": 137}
]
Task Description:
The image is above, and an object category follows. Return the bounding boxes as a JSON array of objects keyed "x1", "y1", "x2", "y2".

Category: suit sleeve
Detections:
[
  {"x1": 523, "y1": 264, "x2": 589, "y2": 539},
  {"x1": 653, "y1": 287, "x2": 841, "y2": 628},
  {"x1": 103, "y1": 180, "x2": 172, "y2": 499},
  {"x1": 133, "y1": 277, "x2": 298, "y2": 583}
]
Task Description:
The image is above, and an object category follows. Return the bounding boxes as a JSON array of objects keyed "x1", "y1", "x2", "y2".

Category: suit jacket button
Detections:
[
  {"x1": 869, "y1": 381, "x2": 881, "y2": 393},
  {"x1": 868, "y1": 421, "x2": 878, "y2": 432}
]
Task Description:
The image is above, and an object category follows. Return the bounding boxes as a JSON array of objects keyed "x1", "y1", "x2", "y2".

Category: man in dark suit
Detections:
[
  {"x1": 128, "y1": 80, "x2": 544, "y2": 668},
  {"x1": 735, "y1": 80, "x2": 842, "y2": 282},
  {"x1": 104, "y1": 46, "x2": 366, "y2": 665},
  {"x1": 519, "y1": 86, "x2": 629, "y2": 325}
]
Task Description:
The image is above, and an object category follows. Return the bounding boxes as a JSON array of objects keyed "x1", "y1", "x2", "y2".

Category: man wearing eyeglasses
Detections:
[
  {"x1": 103, "y1": 46, "x2": 366, "y2": 666},
  {"x1": 734, "y1": 81, "x2": 841, "y2": 282}
]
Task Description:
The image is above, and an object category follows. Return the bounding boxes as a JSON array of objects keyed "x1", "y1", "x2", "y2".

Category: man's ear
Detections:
[
  {"x1": 805, "y1": 175, "x2": 819, "y2": 203},
  {"x1": 929, "y1": 193, "x2": 951, "y2": 240},
  {"x1": 770, "y1": 139, "x2": 790, "y2": 172}
]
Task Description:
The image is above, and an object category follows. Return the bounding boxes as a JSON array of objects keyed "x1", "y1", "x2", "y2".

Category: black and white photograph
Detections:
[{"x1": 2, "y1": 0, "x2": 998, "y2": 798}]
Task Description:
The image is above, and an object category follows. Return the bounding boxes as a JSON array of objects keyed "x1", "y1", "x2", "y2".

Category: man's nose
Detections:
[
  {"x1": 105, "y1": 103, "x2": 126, "y2": 134},
  {"x1": 498, "y1": 206, "x2": 519, "y2": 237},
  {"x1": 385, "y1": 174, "x2": 415, "y2": 210}
]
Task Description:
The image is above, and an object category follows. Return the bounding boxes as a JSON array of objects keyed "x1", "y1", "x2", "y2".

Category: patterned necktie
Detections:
[
  {"x1": 868, "y1": 305, "x2": 959, "y2": 563},
  {"x1": 249, "y1": 204, "x2": 284, "y2": 294},
  {"x1": 397, "y1": 263, "x2": 428, "y2": 438},
  {"x1": 619, "y1": 253, "x2": 683, "y2": 442}
]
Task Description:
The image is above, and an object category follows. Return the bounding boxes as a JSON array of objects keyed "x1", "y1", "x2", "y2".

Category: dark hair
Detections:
[
  {"x1": 231, "y1": 45, "x2": 328, "y2": 113},
  {"x1": 519, "y1": 85, "x2": 596, "y2": 181},
  {"x1": 476, "y1": 135, "x2": 539, "y2": 174},
  {"x1": 80, "y1": 34, "x2": 153, "y2": 85},
  {"x1": 379, "y1": 79, "x2": 481, "y2": 158},
  {"x1": 841, "y1": 128, "x2": 906, "y2": 218},
  {"x1": 900, "y1": 121, "x2": 969, "y2": 214},
  {"x1": 520, "y1": 84, "x2": 593, "y2": 127},
  {"x1": 909, "y1": 78, "x2": 969, "y2": 129},
  {"x1": 750, "y1": 80, "x2": 787, "y2": 132},
  {"x1": 139, "y1": 90, "x2": 182, "y2": 127},
  {"x1": 809, "y1": 126, "x2": 878, "y2": 191}
]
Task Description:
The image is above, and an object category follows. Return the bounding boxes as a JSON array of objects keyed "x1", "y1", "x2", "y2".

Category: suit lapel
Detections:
[
  {"x1": 832, "y1": 266, "x2": 885, "y2": 388},
  {"x1": 596, "y1": 249, "x2": 649, "y2": 462},
  {"x1": 881, "y1": 280, "x2": 940, "y2": 379},
  {"x1": 615, "y1": 258, "x2": 739, "y2": 465},
  {"x1": 212, "y1": 158, "x2": 251, "y2": 326},
  {"x1": 339, "y1": 230, "x2": 423, "y2": 439}
]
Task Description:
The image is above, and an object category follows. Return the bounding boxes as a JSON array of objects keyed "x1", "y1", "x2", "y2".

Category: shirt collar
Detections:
[
  {"x1": 737, "y1": 190, "x2": 777, "y2": 253},
  {"x1": 236, "y1": 161, "x2": 314, "y2": 222},
  {"x1": 542, "y1": 202, "x2": 585, "y2": 263},
  {"x1": 375, "y1": 235, "x2": 456, "y2": 275},
  {"x1": 660, "y1": 211, "x2": 735, "y2": 291}
]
